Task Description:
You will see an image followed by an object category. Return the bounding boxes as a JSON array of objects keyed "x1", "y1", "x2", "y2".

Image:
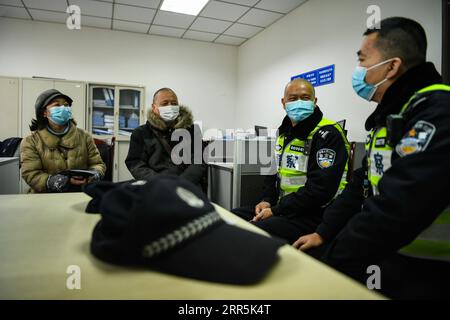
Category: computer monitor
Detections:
[
  {"x1": 336, "y1": 120, "x2": 348, "y2": 137},
  {"x1": 336, "y1": 119, "x2": 346, "y2": 130},
  {"x1": 255, "y1": 125, "x2": 268, "y2": 137}
]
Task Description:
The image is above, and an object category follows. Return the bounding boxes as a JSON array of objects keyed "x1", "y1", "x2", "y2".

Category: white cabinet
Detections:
[
  {"x1": 88, "y1": 83, "x2": 145, "y2": 141},
  {"x1": 87, "y1": 83, "x2": 145, "y2": 182},
  {"x1": 114, "y1": 141, "x2": 133, "y2": 182},
  {"x1": 21, "y1": 78, "x2": 86, "y2": 137},
  {"x1": 0, "y1": 77, "x2": 20, "y2": 140}
]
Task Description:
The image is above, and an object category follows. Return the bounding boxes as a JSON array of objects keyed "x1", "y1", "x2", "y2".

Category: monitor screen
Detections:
[{"x1": 336, "y1": 120, "x2": 346, "y2": 130}]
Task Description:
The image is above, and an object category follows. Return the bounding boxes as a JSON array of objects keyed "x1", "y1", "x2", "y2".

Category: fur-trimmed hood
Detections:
[{"x1": 147, "y1": 105, "x2": 193, "y2": 131}]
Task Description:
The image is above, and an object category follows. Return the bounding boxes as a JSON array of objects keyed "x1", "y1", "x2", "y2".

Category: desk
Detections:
[
  {"x1": 0, "y1": 193, "x2": 382, "y2": 299},
  {"x1": 208, "y1": 162, "x2": 273, "y2": 211},
  {"x1": 0, "y1": 157, "x2": 20, "y2": 194},
  {"x1": 208, "y1": 162, "x2": 234, "y2": 210}
]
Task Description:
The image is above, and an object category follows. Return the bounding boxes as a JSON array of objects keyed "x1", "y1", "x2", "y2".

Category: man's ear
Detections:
[
  {"x1": 386, "y1": 57, "x2": 403, "y2": 80},
  {"x1": 151, "y1": 103, "x2": 159, "y2": 115},
  {"x1": 281, "y1": 98, "x2": 286, "y2": 110},
  {"x1": 314, "y1": 97, "x2": 318, "y2": 105}
]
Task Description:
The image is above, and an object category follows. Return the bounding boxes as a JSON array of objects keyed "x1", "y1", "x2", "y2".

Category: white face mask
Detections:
[{"x1": 158, "y1": 105, "x2": 180, "y2": 122}]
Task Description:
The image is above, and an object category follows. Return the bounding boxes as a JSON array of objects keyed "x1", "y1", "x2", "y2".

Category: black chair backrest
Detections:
[
  {"x1": 0, "y1": 137, "x2": 22, "y2": 157},
  {"x1": 346, "y1": 141, "x2": 366, "y2": 182},
  {"x1": 347, "y1": 142, "x2": 357, "y2": 182},
  {"x1": 94, "y1": 137, "x2": 115, "y2": 181}
]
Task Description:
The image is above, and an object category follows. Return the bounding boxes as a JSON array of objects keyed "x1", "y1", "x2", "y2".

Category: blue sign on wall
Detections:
[{"x1": 291, "y1": 64, "x2": 335, "y2": 87}]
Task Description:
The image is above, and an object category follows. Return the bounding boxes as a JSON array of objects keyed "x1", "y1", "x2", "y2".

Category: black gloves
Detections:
[
  {"x1": 90, "y1": 171, "x2": 102, "y2": 182},
  {"x1": 46, "y1": 174, "x2": 70, "y2": 193}
]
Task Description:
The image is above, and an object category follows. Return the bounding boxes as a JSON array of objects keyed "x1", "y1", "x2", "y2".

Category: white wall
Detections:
[
  {"x1": 0, "y1": 0, "x2": 443, "y2": 140},
  {"x1": 0, "y1": 18, "x2": 238, "y2": 131},
  {"x1": 236, "y1": 0, "x2": 442, "y2": 141}
]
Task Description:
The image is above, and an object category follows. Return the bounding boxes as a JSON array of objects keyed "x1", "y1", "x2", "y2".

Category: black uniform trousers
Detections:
[{"x1": 231, "y1": 206, "x2": 327, "y2": 259}]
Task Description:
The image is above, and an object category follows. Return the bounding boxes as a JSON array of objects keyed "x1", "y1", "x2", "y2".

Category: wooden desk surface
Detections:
[{"x1": 0, "y1": 193, "x2": 383, "y2": 299}]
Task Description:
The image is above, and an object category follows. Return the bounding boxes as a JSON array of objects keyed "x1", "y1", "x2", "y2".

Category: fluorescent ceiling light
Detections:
[{"x1": 160, "y1": 0, "x2": 209, "y2": 16}]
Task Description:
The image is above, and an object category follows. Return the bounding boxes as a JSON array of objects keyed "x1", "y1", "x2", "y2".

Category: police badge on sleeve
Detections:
[
  {"x1": 395, "y1": 120, "x2": 436, "y2": 157},
  {"x1": 317, "y1": 148, "x2": 336, "y2": 169}
]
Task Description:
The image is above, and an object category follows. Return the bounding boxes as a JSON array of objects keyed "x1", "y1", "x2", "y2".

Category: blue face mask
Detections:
[
  {"x1": 352, "y1": 58, "x2": 394, "y2": 101},
  {"x1": 285, "y1": 99, "x2": 315, "y2": 123},
  {"x1": 49, "y1": 106, "x2": 72, "y2": 125}
]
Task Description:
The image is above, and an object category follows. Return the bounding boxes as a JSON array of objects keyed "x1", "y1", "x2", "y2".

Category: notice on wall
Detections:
[{"x1": 291, "y1": 64, "x2": 335, "y2": 87}]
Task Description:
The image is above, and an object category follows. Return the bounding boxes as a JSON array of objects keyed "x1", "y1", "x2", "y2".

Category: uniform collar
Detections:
[
  {"x1": 279, "y1": 106, "x2": 323, "y2": 140},
  {"x1": 365, "y1": 62, "x2": 442, "y2": 130}
]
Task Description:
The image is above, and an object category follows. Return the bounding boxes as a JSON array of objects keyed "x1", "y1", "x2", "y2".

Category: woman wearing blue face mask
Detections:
[{"x1": 20, "y1": 89, "x2": 106, "y2": 193}]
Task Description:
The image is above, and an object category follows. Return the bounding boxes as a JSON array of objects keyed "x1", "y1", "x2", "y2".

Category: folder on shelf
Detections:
[{"x1": 103, "y1": 88, "x2": 114, "y2": 106}]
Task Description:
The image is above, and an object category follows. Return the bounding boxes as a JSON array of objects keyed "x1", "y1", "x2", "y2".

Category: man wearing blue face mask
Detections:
[
  {"x1": 232, "y1": 78, "x2": 349, "y2": 249},
  {"x1": 294, "y1": 17, "x2": 450, "y2": 299},
  {"x1": 20, "y1": 89, "x2": 106, "y2": 193}
]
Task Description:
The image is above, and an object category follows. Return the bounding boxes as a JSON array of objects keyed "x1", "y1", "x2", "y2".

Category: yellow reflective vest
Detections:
[{"x1": 275, "y1": 118, "x2": 349, "y2": 199}]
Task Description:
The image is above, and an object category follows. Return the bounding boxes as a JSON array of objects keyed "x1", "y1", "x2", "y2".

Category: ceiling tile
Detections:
[
  {"x1": 68, "y1": 0, "x2": 113, "y2": 18},
  {"x1": 113, "y1": 19, "x2": 149, "y2": 33},
  {"x1": 255, "y1": 0, "x2": 305, "y2": 14},
  {"x1": 190, "y1": 17, "x2": 232, "y2": 34},
  {"x1": 0, "y1": 5, "x2": 30, "y2": 19},
  {"x1": 28, "y1": 9, "x2": 67, "y2": 23},
  {"x1": 23, "y1": 0, "x2": 67, "y2": 12},
  {"x1": 114, "y1": 3, "x2": 155, "y2": 23},
  {"x1": 153, "y1": 10, "x2": 196, "y2": 29},
  {"x1": 0, "y1": 0, "x2": 23, "y2": 7},
  {"x1": 214, "y1": 0, "x2": 258, "y2": 6},
  {"x1": 149, "y1": 25, "x2": 184, "y2": 37},
  {"x1": 115, "y1": 0, "x2": 160, "y2": 9},
  {"x1": 224, "y1": 23, "x2": 262, "y2": 38},
  {"x1": 214, "y1": 34, "x2": 246, "y2": 46},
  {"x1": 238, "y1": 8, "x2": 282, "y2": 27},
  {"x1": 81, "y1": 15, "x2": 111, "y2": 29},
  {"x1": 200, "y1": 1, "x2": 249, "y2": 21},
  {"x1": 183, "y1": 30, "x2": 218, "y2": 42}
]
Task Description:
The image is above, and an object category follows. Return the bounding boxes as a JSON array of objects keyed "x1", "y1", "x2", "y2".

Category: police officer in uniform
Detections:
[
  {"x1": 293, "y1": 17, "x2": 450, "y2": 299},
  {"x1": 232, "y1": 78, "x2": 349, "y2": 249}
]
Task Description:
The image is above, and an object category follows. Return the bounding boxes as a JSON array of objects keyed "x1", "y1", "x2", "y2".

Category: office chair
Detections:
[
  {"x1": 346, "y1": 142, "x2": 356, "y2": 182},
  {"x1": 93, "y1": 136, "x2": 116, "y2": 182},
  {"x1": 0, "y1": 137, "x2": 22, "y2": 157}
]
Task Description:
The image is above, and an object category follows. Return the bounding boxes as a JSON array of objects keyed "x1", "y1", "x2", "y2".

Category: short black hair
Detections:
[
  {"x1": 153, "y1": 87, "x2": 177, "y2": 104},
  {"x1": 364, "y1": 17, "x2": 427, "y2": 69}
]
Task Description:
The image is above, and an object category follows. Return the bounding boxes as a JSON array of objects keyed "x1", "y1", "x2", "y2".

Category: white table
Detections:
[{"x1": 0, "y1": 193, "x2": 383, "y2": 299}]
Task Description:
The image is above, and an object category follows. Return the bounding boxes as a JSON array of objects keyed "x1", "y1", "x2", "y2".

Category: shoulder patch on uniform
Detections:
[
  {"x1": 317, "y1": 129, "x2": 330, "y2": 140},
  {"x1": 395, "y1": 120, "x2": 436, "y2": 157},
  {"x1": 317, "y1": 148, "x2": 336, "y2": 169}
]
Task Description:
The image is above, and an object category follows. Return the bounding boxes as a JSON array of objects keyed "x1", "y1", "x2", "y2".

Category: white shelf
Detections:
[
  {"x1": 93, "y1": 105, "x2": 114, "y2": 109},
  {"x1": 119, "y1": 105, "x2": 139, "y2": 110}
]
